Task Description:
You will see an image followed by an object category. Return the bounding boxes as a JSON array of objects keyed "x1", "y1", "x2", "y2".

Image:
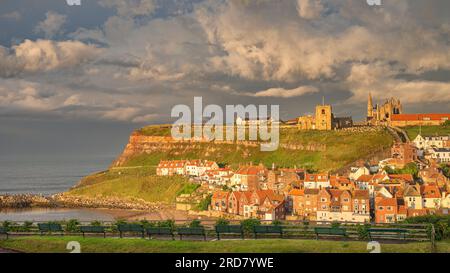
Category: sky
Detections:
[{"x1": 0, "y1": 0, "x2": 449, "y2": 156}]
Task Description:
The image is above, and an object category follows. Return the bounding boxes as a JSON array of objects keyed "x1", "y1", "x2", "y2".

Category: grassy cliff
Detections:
[
  {"x1": 122, "y1": 126, "x2": 393, "y2": 171},
  {"x1": 66, "y1": 125, "x2": 393, "y2": 204}
]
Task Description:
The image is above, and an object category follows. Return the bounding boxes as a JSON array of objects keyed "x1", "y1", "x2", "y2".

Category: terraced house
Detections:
[{"x1": 316, "y1": 189, "x2": 370, "y2": 223}]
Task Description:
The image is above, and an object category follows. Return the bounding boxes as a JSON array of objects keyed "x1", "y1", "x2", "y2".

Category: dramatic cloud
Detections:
[
  {"x1": 296, "y1": 0, "x2": 324, "y2": 19},
  {"x1": 346, "y1": 63, "x2": 450, "y2": 104},
  {"x1": 1, "y1": 0, "x2": 450, "y2": 123},
  {"x1": 35, "y1": 11, "x2": 67, "y2": 38},
  {"x1": 1, "y1": 39, "x2": 102, "y2": 74},
  {"x1": 251, "y1": 86, "x2": 319, "y2": 98},
  {"x1": 99, "y1": 0, "x2": 157, "y2": 17}
]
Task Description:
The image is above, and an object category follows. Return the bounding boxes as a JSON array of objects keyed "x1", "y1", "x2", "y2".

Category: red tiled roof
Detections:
[
  {"x1": 389, "y1": 174, "x2": 414, "y2": 183},
  {"x1": 353, "y1": 190, "x2": 369, "y2": 199},
  {"x1": 212, "y1": 191, "x2": 229, "y2": 200},
  {"x1": 421, "y1": 185, "x2": 442, "y2": 199},
  {"x1": 288, "y1": 189, "x2": 304, "y2": 196},
  {"x1": 305, "y1": 173, "x2": 329, "y2": 182},
  {"x1": 376, "y1": 197, "x2": 397, "y2": 207},
  {"x1": 356, "y1": 175, "x2": 373, "y2": 182},
  {"x1": 391, "y1": 113, "x2": 450, "y2": 121}
]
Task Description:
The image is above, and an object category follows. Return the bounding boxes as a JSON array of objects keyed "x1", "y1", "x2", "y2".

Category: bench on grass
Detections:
[
  {"x1": 215, "y1": 225, "x2": 244, "y2": 240},
  {"x1": 0, "y1": 227, "x2": 9, "y2": 239},
  {"x1": 253, "y1": 226, "x2": 283, "y2": 239},
  {"x1": 368, "y1": 228, "x2": 408, "y2": 240},
  {"x1": 146, "y1": 227, "x2": 174, "y2": 240},
  {"x1": 177, "y1": 227, "x2": 206, "y2": 241},
  {"x1": 118, "y1": 224, "x2": 145, "y2": 238},
  {"x1": 38, "y1": 223, "x2": 64, "y2": 236},
  {"x1": 314, "y1": 227, "x2": 347, "y2": 239},
  {"x1": 80, "y1": 226, "x2": 107, "y2": 238}
]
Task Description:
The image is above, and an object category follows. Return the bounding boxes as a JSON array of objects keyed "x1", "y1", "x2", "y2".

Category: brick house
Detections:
[
  {"x1": 303, "y1": 188, "x2": 319, "y2": 220},
  {"x1": 287, "y1": 189, "x2": 304, "y2": 215},
  {"x1": 211, "y1": 191, "x2": 229, "y2": 212},
  {"x1": 391, "y1": 143, "x2": 418, "y2": 167},
  {"x1": 316, "y1": 189, "x2": 356, "y2": 222},
  {"x1": 304, "y1": 173, "x2": 330, "y2": 189},
  {"x1": 375, "y1": 197, "x2": 398, "y2": 223},
  {"x1": 227, "y1": 191, "x2": 242, "y2": 215},
  {"x1": 231, "y1": 165, "x2": 267, "y2": 191}
]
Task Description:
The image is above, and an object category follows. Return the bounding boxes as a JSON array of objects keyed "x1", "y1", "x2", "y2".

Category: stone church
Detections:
[
  {"x1": 367, "y1": 92, "x2": 403, "y2": 126},
  {"x1": 295, "y1": 102, "x2": 353, "y2": 131}
]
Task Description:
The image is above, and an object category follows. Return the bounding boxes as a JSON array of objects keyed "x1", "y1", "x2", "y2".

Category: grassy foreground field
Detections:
[
  {"x1": 404, "y1": 125, "x2": 450, "y2": 140},
  {"x1": 1, "y1": 236, "x2": 447, "y2": 253}
]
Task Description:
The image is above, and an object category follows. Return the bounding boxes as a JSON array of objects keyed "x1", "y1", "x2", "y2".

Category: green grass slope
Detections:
[
  {"x1": 67, "y1": 169, "x2": 190, "y2": 204},
  {"x1": 126, "y1": 126, "x2": 393, "y2": 172},
  {"x1": 0, "y1": 236, "x2": 445, "y2": 253},
  {"x1": 404, "y1": 125, "x2": 450, "y2": 140}
]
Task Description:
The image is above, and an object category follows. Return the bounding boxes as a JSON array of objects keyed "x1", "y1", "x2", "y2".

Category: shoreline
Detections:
[{"x1": 0, "y1": 193, "x2": 212, "y2": 222}]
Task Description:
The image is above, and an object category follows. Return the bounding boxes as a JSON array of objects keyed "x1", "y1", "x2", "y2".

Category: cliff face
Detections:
[
  {"x1": 110, "y1": 126, "x2": 392, "y2": 172},
  {"x1": 112, "y1": 130, "x2": 327, "y2": 167}
]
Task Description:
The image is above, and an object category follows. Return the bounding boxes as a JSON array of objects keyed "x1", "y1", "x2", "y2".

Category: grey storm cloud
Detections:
[{"x1": 0, "y1": 0, "x2": 450, "y2": 124}]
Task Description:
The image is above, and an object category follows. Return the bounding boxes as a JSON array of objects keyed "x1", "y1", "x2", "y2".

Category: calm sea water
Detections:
[
  {"x1": 0, "y1": 154, "x2": 117, "y2": 221},
  {"x1": 0, "y1": 154, "x2": 115, "y2": 195}
]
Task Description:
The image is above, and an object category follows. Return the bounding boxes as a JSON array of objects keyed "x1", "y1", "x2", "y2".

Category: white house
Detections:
[
  {"x1": 304, "y1": 173, "x2": 330, "y2": 189},
  {"x1": 441, "y1": 192, "x2": 450, "y2": 209},
  {"x1": 185, "y1": 160, "x2": 219, "y2": 177},
  {"x1": 236, "y1": 116, "x2": 275, "y2": 126},
  {"x1": 349, "y1": 166, "x2": 370, "y2": 181},
  {"x1": 413, "y1": 134, "x2": 450, "y2": 150},
  {"x1": 428, "y1": 148, "x2": 450, "y2": 163},
  {"x1": 421, "y1": 185, "x2": 442, "y2": 209},
  {"x1": 403, "y1": 186, "x2": 423, "y2": 209}
]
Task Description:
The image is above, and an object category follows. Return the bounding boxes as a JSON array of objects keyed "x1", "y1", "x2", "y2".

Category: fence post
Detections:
[{"x1": 430, "y1": 224, "x2": 436, "y2": 253}]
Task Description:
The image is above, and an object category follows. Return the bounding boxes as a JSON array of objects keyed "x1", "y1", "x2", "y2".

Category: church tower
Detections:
[
  {"x1": 367, "y1": 92, "x2": 374, "y2": 118},
  {"x1": 315, "y1": 104, "x2": 333, "y2": 131}
]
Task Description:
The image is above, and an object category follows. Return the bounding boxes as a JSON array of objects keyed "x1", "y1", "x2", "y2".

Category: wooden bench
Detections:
[
  {"x1": 177, "y1": 227, "x2": 206, "y2": 241},
  {"x1": 368, "y1": 228, "x2": 408, "y2": 240},
  {"x1": 314, "y1": 227, "x2": 347, "y2": 239},
  {"x1": 146, "y1": 227, "x2": 174, "y2": 240},
  {"x1": 0, "y1": 227, "x2": 9, "y2": 239},
  {"x1": 38, "y1": 223, "x2": 64, "y2": 236},
  {"x1": 80, "y1": 226, "x2": 107, "y2": 238},
  {"x1": 253, "y1": 225, "x2": 283, "y2": 239},
  {"x1": 215, "y1": 225, "x2": 244, "y2": 240},
  {"x1": 118, "y1": 224, "x2": 145, "y2": 238}
]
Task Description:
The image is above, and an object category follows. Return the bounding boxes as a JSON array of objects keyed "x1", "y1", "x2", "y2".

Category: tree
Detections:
[
  {"x1": 215, "y1": 218, "x2": 230, "y2": 227},
  {"x1": 440, "y1": 164, "x2": 450, "y2": 178}
]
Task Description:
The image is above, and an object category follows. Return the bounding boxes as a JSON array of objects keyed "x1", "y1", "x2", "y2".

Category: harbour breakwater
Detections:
[
  {"x1": 0, "y1": 193, "x2": 172, "y2": 211},
  {"x1": 0, "y1": 194, "x2": 56, "y2": 209}
]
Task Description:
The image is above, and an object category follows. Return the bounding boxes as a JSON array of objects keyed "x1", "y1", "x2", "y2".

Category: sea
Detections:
[{"x1": 0, "y1": 154, "x2": 117, "y2": 222}]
